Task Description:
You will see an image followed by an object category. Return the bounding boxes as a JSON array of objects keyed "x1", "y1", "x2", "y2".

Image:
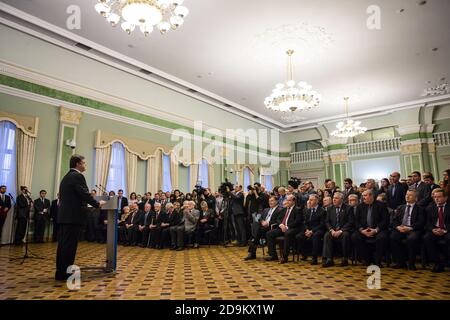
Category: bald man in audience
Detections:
[{"x1": 352, "y1": 189, "x2": 389, "y2": 267}]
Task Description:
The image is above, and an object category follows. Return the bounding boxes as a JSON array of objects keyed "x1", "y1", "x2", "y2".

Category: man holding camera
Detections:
[{"x1": 230, "y1": 185, "x2": 247, "y2": 247}]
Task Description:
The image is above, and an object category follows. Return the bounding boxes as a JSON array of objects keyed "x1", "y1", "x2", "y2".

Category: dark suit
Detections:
[
  {"x1": 342, "y1": 188, "x2": 359, "y2": 204},
  {"x1": 323, "y1": 204, "x2": 354, "y2": 260},
  {"x1": 14, "y1": 193, "x2": 31, "y2": 244},
  {"x1": 123, "y1": 209, "x2": 142, "y2": 245},
  {"x1": 33, "y1": 197, "x2": 50, "y2": 242},
  {"x1": 296, "y1": 206, "x2": 326, "y2": 259},
  {"x1": 386, "y1": 183, "x2": 407, "y2": 210},
  {"x1": 266, "y1": 206, "x2": 303, "y2": 260},
  {"x1": 414, "y1": 182, "x2": 432, "y2": 208},
  {"x1": 423, "y1": 203, "x2": 450, "y2": 265},
  {"x1": 248, "y1": 206, "x2": 281, "y2": 256},
  {"x1": 162, "y1": 209, "x2": 182, "y2": 247},
  {"x1": 390, "y1": 204, "x2": 425, "y2": 265},
  {"x1": 50, "y1": 199, "x2": 59, "y2": 242},
  {"x1": 55, "y1": 169, "x2": 99, "y2": 280},
  {"x1": 352, "y1": 200, "x2": 389, "y2": 265},
  {"x1": 145, "y1": 210, "x2": 168, "y2": 248},
  {"x1": 0, "y1": 193, "x2": 12, "y2": 241},
  {"x1": 230, "y1": 191, "x2": 246, "y2": 245},
  {"x1": 117, "y1": 196, "x2": 128, "y2": 213},
  {"x1": 196, "y1": 208, "x2": 215, "y2": 245}
]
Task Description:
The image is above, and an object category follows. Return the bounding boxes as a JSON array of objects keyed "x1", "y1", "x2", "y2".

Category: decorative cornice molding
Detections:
[{"x1": 59, "y1": 107, "x2": 82, "y2": 125}]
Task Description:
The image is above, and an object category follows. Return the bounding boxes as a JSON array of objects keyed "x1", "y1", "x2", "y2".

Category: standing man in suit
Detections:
[
  {"x1": 296, "y1": 194, "x2": 326, "y2": 265},
  {"x1": 424, "y1": 188, "x2": 449, "y2": 273},
  {"x1": 50, "y1": 194, "x2": 59, "y2": 242},
  {"x1": 0, "y1": 185, "x2": 12, "y2": 243},
  {"x1": 342, "y1": 178, "x2": 358, "y2": 204},
  {"x1": 33, "y1": 190, "x2": 51, "y2": 243},
  {"x1": 266, "y1": 194, "x2": 303, "y2": 263},
  {"x1": 117, "y1": 189, "x2": 128, "y2": 214},
  {"x1": 244, "y1": 196, "x2": 281, "y2": 260},
  {"x1": 390, "y1": 189, "x2": 425, "y2": 270},
  {"x1": 386, "y1": 172, "x2": 407, "y2": 210},
  {"x1": 323, "y1": 192, "x2": 354, "y2": 267},
  {"x1": 55, "y1": 155, "x2": 106, "y2": 281},
  {"x1": 352, "y1": 189, "x2": 389, "y2": 267},
  {"x1": 14, "y1": 186, "x2": 32, "y2": 245},
  {"x1": 230, "y1": 185, "x2": 247, "y2": 247},
  {"x1": 411, "y1": 171, "x2": 431, "y2": 207}
]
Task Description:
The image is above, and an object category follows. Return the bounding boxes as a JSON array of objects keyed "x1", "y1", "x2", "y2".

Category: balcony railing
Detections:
[
  {"x1": 347, "y1": 137, "x2": 401, "y2": 156},
  {"x1": 434, "y1": 131, "x2": 450, "y2": 147},
  {"x1": 290, "y1": 149, "x2": 323, "y2": 164}
]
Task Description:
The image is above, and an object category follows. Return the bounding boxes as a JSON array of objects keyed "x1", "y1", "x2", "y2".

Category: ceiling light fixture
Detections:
[
  {"x1": 264, "y1": 49, "x2": 321, "y2": 113},
  {"x1": 95, "y1": 0, "x2": 189, "y2": 36},
  {"x1": 331, "y1": 97, "x2": 367, "y2": 138}
]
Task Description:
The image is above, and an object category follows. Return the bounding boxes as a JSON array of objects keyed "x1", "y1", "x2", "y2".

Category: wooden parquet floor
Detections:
[{"x1": 0, "y1": 242, "x2": 449, "y2": 300}]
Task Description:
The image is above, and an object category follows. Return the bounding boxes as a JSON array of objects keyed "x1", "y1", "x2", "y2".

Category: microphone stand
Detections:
[{"x1": 10, "y1": 191, "x2": 45, "y2": 264}]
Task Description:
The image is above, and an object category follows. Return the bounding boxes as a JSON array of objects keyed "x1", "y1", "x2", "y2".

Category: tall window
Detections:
[
  {"x1": 0, "y1": 121, "x2": 17, "y2": 197},
  {"x1": 243, "y1": 167, "x2": 251, "y2": 188},
  {"x1": 162, "y1": 153, "x2": 172, "y2": 192},
  {"x1": 263, "y1": 175, "x2": 273, "y2": 192},
  {"x1": 106, "y1": 142, "x2": 126, "y2": 195},
  {"x1": 198, "y1": 159, "x2": 209, "y2": 188}
]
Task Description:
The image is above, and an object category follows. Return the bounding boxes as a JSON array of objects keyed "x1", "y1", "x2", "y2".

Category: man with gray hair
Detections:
[
  {"x1": 352, "y1": 189, "x2": 389, "y2": 267},
  {"x1": 322, "y1": 192, "x2": 354, "y2": 267},
  {"x1": 170, "y1": 201, "x2": 199, "y2": 250}
]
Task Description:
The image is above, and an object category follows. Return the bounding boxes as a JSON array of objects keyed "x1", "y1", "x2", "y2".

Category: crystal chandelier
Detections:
[
  {"x1": 264, "y1": 49, "x2": 321, "y2": 112},
  {"x1": 331, "y1": 97, "x2": 367, "y2": 138},
  {"x1": 95, "y1": 0, "x2": 189, "y2": 36}
]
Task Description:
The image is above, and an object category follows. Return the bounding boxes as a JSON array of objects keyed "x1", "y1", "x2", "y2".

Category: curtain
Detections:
[
  {"x1": 146, "y1": 149, "x2": 162, "y2": 193},
  {"x1": 170, "y1": 152, "x2": 178, "y2": 191},
  {"x1": 198, "y1": 159, "x2": 209, "y2": 188},
  {"x1": 0, "y1": 121, "x2": 17, "y2": 244},
  {"x1": 243, "y1": 167, "x2": 251, "y2": 188},
  {"x1": 95, "y1": 145, "x2": 112, "y2": 193},
  {"x1": 16, "y1": 128, "x2": 36, "y2": 192},
  {"x1": 189, "y1": 163, "x2": 198, "y2": 191},
  {"x1": 208, "y1": 164, "x2": 215, "y2": 192},
  {"x1": 162, "y1": 153, "x2": 172, "y2": 192},
  {"x1": 125, "y1": 149, "x2": 138, "y2": 195},
  {"x1": 249, "y1": 166, "x2": 255, "y2": 185},
  {"x1": 106, "y1": 142, "x2": 127, "y2": 194}
]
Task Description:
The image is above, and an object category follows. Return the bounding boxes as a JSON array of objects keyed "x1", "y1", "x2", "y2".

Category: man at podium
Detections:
[{"x1": 55, "y1": 154, "x2": 106, "y2": 281}]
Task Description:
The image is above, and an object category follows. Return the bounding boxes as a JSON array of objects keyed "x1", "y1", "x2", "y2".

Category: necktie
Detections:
[
  {"x1": 281, "y1": 207, "x2": 291, "y2": 225},
  {"x1": 402, "y1": 205, "x2": 411, "y2": 226},
  {"x1": 144, "y1": 212, "x2": 149, "y2": 225},
  {"x1": 392, "y1": 184, "x2": 396, "y2": 197},
  {"x1": 438, "y1": 206, "x2": 445, "y2": 229},
  {"x1": 266, "y1": 208, "x2": 274, "y2": 222},
  {"x1": 310, "y1": 208, "x2": 315, "y2": 222},
  {"x1": 1, "y1": 194, "x2": 4, "y2": 202},
  {"x1": 336, "y1": 207, "x2": 340, "y2": 229},
  {"x1": 367, "y1": 205, "x2": 373, "y2": 228}
]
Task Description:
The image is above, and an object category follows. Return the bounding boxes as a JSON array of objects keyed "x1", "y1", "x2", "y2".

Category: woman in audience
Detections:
[
  {"x1": 443, "y1": 169, "x2": 450, "y2": 196},
  {"x1": 380, "y1": 178, "x2": 390, "y2": 194},
  {"x1": 129, "y1": 192, "x2": 138, "y2": 205}
]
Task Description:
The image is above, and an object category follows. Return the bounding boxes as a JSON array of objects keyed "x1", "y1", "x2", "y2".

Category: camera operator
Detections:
[
  {"x1": 201, "y1": 188, "x2": 216, "y2": 210},
  {"x1": 245, "y1": 184, "x2": 263, "y2": 239},
  {"x1": 218, "y1": 182, "x2": 235, "y2": 246}
]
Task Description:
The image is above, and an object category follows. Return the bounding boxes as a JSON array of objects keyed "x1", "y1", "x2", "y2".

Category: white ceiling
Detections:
[{"x1": 1, "y1": 0, "x2": 450, "y2": 130}]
